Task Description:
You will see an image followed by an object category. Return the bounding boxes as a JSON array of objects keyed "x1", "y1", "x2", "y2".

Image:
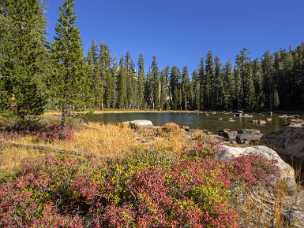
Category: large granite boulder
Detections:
[
  {"x1": 215, "y1": 145, "x2": 297, "y2": 193},
  {"x1": 129, "y1": 120, "x2": 153, "y2": 129},
  {"x1": 261, "y1": 127, "x2": 304, "y2": 159},
  {"x1": 233, "y1": 185, "x2": 304, "y2": 227}
]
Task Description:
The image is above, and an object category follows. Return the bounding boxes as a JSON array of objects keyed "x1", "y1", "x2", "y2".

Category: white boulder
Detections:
[
  {"x1": 216, "y1": 145, "x2": 297, "y2": 193},
  {"x1": 129, "y1": 120, "x2": 153, "y2": 129}
]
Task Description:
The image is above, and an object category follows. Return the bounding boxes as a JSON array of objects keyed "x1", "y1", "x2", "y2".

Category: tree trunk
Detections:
[{"x1": 60, "y1": 104, "x2": 66, "y2": 129}]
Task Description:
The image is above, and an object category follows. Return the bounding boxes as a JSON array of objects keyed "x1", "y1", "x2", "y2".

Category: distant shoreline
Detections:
[{"x1": 44, "y1": 109, "x2": 304, "y2": 116}]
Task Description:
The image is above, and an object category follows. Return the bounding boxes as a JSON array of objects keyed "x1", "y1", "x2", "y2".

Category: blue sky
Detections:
[{"x1": 46, "y1": 0, "x2": 304, "y2": 72}]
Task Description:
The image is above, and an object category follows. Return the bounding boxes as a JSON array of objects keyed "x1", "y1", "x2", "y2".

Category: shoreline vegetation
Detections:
[
  {"x1": 0, "y1": 112, "x2": 304, "y2": 226},
  {"x1": 44, "y1": 109, "x2": 304, "y2": 116}
]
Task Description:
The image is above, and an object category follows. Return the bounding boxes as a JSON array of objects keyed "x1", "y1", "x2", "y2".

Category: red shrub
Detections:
[
  {"x1": 102, "y1": 204, "x2": 135, "y2": 227},
  {"x1": 72, "y1": 175, "x2": 100, "y2": 202},
  {"x1": 0, "y1": 148, "x2": 280, "y2": 227},
  {"x1": 0, "y1": 124, "x2": 74, "y2": 142},
  {"x1": 231, "y1": 155, "x2": 279, "y2": 186},
  {"x1": 31, "y1": 203, "x2": 84, "y2": 228},
  {"x1": 37, "y1": 125, "x2": 74, "y2": 142}
]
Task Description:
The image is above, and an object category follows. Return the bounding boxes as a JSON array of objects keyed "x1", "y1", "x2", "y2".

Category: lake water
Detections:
[{"x1": 84, "y1": 112, "x2": 291, "y2": 134}]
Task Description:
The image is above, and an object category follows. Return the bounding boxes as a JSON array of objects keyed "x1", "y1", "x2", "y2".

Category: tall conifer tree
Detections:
[
  {"x1": 137, "y1": 54, "x2": 145, "y2": 109},
  {"x1": 51, "y1": 0, "x2": 86, "y2": 127},
  {"x1": 0, "y1": 0, "x2": 48, "y2": 119},
  {"x1": 181, "y1": 66, "x2": 191, "y2": 110}
]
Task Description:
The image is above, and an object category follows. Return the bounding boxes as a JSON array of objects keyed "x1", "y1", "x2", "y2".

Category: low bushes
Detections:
[
  {"x1": 0, "y1": 144, "x2": 280, "y2": 227},
  {"x1": 0, "y1": 122, "x2": 74, "y2": 142}
]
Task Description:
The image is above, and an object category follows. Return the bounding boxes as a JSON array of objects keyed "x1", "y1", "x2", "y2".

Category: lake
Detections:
[{"x1": 84, "y1": 112, "x2": 292, "y2": 134}]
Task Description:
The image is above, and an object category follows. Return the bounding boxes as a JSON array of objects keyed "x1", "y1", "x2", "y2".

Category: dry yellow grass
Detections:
[
  {"x1": 0, "y1": 147, "x2": 44, "y2": 174},
  {"x1": 0, "y1": 122, "x2": 192, "y2": 171},
  {"x1": 2, "y1": 123, "x2": 145, "y2": 158},
  {"x1": 56, "y1": 123, "x2": 140, "y2": 159}
]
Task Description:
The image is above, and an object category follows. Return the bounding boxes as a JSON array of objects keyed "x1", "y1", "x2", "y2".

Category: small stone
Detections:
[
  {"x1": 182, "y1": 125, "x2": 190, "y2": 132},
  {"x1": 259, "y1": 120, "x2": 267, "y2": 125}
]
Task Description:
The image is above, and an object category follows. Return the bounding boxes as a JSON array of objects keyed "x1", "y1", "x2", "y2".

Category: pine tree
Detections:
[
  {"x1": 170, "y1": 66, "x2": 181, "y2": 110},
  {"x1": 252, "y1": 59, "x2": 265, "y2": 110},
  {"x1": 205, "y1": 51, "x2": 215, "y2": 109},
  {"x1": 87, "y1": 41, "x2": 98, "y2": 65},
  {"x1": 273, "y1": 88, "x2": 280, "y2": 109},
  {"x1": 262, "y1": 51, "x2": 275, "y2": 112},
  {"x1": 191, "y1": 70, "x2": 200, "y2": 110},
  {"x1": 199, "y1": 58, "x2": 205, "y2": 110},
  {"x1": 160, "y1": 67, "x2": 170, "y2": 110},
  {"x1": 181, "y1": 66, "x2": 191, "y2": 110},
  {"x1": 233, "y1": 67, "x2": 241, "y2": 110},
  {"x1": 111, "y1": 57, "x2": 119, "y2": 107},
  {"x1": 117, "y1": 57, "x2": 127, "y2": 108},
  {"x1": 125, "y1": 52, "x2": 136, "y2": 108},
  {"x1": 151, "y1": 56, "x2": 161, "y2": 109},
  {"x1": 137, "y1": 54, "x2": 145, "y2": 109},
  {"x1": 51, "y1": 0, "x2": 86, "y2": 127},
  {"x1": 100, "y1": 44, "x2": 114, "y2": 109},
  {"x1": 291, "y1": 44, "x2": 304, "y2": 109},
  {"x1": 0, "y1": 2, "x2": 10, "y2": 110},
  {"x1": 145, "y1": 70, "x2": 153, "y2": 108},
  {"x1": 223, "y1": 62, "x2": 233, "y2": 110},
  {"x1": 213, "y1": 57, "x2": 224, "y2": 109},
  {"x1": 236, "y1": 49, "x2": 255, "y2": 110},
  {"x1": 0, "y1": 0, "x2": 48, "y2": 119},
  {"x1": 86, "y1": 41, "x2": 99, "y2": 108}
]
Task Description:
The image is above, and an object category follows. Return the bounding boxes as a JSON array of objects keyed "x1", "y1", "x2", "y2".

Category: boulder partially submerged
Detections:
[
  {"x1": 218, "y1": 129, "x2": 238, "y2": 142},
  {"x1": 215, "y1": 145, "x2": 297, "y2": 193},
  {"x1": 262, "y1": 127, "x2": 304, "y2": 160},
  {"x1": 236, "y1": 129, "x2": 263, "y2": 144},
  {"x1": 128, "y1": 120, "x2": 153, "y2": 129},
  {"x1": 219, "y1": 129, "x2": 263, "y2": 144}
]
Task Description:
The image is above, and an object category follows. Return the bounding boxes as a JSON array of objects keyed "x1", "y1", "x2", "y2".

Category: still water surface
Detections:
[{"x1": 84, "y1": 112, "x2": 291, "y2": 134}]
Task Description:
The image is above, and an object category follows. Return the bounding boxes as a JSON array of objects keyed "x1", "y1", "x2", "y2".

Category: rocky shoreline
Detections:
[{"x1": 122, "y1": 119, "x2": 304, "y2": 227}]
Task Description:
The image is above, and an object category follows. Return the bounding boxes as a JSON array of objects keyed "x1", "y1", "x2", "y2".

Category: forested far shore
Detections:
[{"x1": 1, "y1": 0, "x2": 304, "y2": 127}]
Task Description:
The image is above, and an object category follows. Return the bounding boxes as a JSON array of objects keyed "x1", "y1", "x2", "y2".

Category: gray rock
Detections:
[
  {"x1": 234, "y1": 185, "x2": 304, "y2": 227},
  {"x1": 262, "y1": 127, "x2": 304, "y2": 159},
  {"x1": 279, "y1": 114, "x2": 291, "y2": 119},
  {"x1": 252, "y1": 119, "x2": 267, "y2": 125},
  {"x1": 238, "y1": 129, "x2": 261, "y2": 134},
  {"x1": 218, "y1": 129, "x2": 238, "y2": 142},
  {"x1": 259, "y1": 120, "x2": 267, "y2": 125},
  {"x1": 243, "y1": 114, "x2": 254, "y2": 118},
  {"x1": 129, "y1": 120, "x2": 153, "y2": 129},
  {"x1": 288, "y1": 118, "x2": 304, "y2": 128},
  {"x1": 252, "y1": 119, "x2": 259, "y2": 124},
  {"x1": 182, "y1": 125, "x2": 190, "y2": 132},
  {"x1": 216, "y1": 145, "x2": 297, "y2": 193},
  {"x1": 236, "y1": 129, "x2": 263, "y2": 144},
  {"x1": 289, "y1": 122, "x2": 303, "y2": 128},
  {"x1": 234, "y1": 111, "x2": 244, "y2": 118}
]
